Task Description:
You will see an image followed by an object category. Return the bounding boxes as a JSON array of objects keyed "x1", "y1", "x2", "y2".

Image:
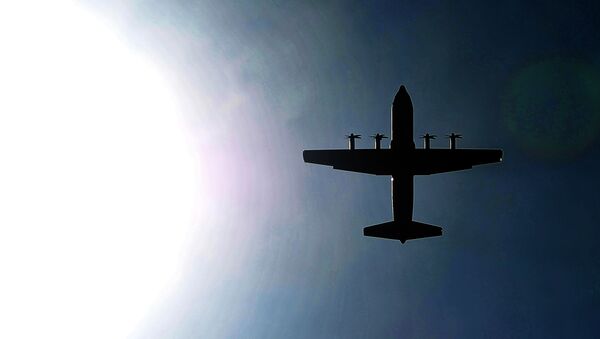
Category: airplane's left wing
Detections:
[
  {"x1": 411, "y1": 148, "x2": 503, "y2": 175},
  {"x1": 303, "y1": 149, "x2": 395, "y2": 175}
]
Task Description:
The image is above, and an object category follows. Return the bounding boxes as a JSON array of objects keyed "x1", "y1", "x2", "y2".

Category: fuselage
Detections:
[
  {"x1": 390, "y1": 85, "x2": 415, "y2": 222},
  {"x1": 302, "y1": 84, "x2": 503, "y2": 243},
  {"x1": 391, "y1": 85, "x2": 415, "y2": 151}
]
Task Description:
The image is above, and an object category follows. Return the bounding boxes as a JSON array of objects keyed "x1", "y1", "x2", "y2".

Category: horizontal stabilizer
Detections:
[{"x1": 363, "y1": 220, "x2": 442, "y2": 243}]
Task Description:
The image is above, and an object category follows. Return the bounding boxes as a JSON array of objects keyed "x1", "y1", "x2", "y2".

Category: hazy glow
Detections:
[{"x1": 0, "y1": 2, "x2": 196, "y2": 338}]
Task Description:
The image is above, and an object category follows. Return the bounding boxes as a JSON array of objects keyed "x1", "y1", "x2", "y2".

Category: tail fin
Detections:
[{"x1": 363, "y1": 220, "x2": 442, "y2": 243}]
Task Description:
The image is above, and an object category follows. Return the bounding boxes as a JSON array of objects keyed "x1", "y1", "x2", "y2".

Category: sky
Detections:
[{"x1": 2, "y1": 0, "x2": 600, "y2": 338}]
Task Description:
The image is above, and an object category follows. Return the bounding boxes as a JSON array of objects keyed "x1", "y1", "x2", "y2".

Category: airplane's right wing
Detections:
[{"x1": 303, "y1": 149, "x2": 395, "y2": 175}]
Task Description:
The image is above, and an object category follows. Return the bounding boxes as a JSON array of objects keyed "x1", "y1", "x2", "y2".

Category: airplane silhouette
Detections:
[{"x1": 303, "y1": 86, "x2": 502, "y2": 243}]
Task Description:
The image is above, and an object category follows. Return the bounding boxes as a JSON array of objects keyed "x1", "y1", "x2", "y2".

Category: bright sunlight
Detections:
[{"x1": 0, "y1": 1, "x2": 196, "y2": 338}]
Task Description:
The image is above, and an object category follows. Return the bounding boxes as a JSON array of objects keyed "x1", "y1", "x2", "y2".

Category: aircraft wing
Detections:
[
  {"x1": 411, "y1": 148, "x2": 502, "y2": 174},
  {"x1": 303, "y1": 149, "x2": 395, "y2": 175},
  {"x1": 303, "y1": 148, "x2": 502, "y2": 175}
]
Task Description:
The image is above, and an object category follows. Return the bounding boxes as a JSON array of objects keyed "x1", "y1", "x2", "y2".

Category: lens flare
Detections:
[{"x1": 503, "y1": 58, "x2": 600, "y2": 161}]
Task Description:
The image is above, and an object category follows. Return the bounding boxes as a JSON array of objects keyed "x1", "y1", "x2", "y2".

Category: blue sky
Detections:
[
  {"x1": 85, "y1": 1, "x2": 600, "y2": 337},
  {"x1": 12, "y1": 0, "x2": 600, "y2": 337}
]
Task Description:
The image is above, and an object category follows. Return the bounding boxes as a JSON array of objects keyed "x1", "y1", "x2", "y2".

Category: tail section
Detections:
[{"x1": 363, "y1": 220, "x2": 442, "y2": 243}]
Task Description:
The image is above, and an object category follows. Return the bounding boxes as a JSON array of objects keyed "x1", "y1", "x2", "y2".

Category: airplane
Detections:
[{"x1": 303, "y1": 85, "x2": 502, "y2": 243}]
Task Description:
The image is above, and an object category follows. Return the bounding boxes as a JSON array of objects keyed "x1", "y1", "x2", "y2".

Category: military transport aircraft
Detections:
[{"x1": 303, "y1": 86, "x2": 502, "y2": 243}]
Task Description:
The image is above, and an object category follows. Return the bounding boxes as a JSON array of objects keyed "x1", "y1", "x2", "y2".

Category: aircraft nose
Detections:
[{"x1": 393, "y1": 85, "x2": 411, "y2": 105}]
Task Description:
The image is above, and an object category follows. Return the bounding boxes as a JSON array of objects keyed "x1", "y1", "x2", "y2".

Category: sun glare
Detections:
[{"x1": 0, "y1": 1, "x2": 196, "y2": 338}]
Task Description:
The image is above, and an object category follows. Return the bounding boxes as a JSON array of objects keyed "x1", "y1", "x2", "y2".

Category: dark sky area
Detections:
[{"x1": 73, "y1": 0, "x2": 600, "y2": 337}]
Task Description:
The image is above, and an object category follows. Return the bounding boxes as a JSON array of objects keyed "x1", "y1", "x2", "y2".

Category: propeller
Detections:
[
  {"x1": 370, "y1": 133, "x2": 388, "y2": 140},
  {"x1": 446, "y1": 133, "x2": 462, "y2": 149},
  {"x1": 420, "y1": 133, "x2": 436, "y2": 149},
  {"x1": 446, "y1": 133, "x2": 462, "y2": 139},
  {"x1": 370, "y1": 133, "x2": 388, "y2": 149},
  {"x1": 346, "y1": 133, "x2": 361, "y2": 150}
]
